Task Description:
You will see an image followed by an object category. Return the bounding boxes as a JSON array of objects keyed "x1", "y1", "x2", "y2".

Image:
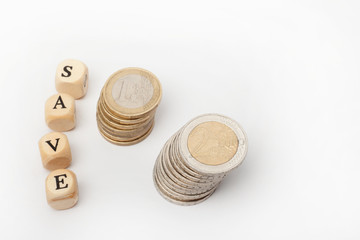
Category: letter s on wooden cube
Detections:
[
  {"x1": 46, "y1": 169, "x2": 79, "y2": 210},
  {"x1": 45, "y1": 93, "x2": 76, "y2": 132},
  {"x1": 38, "y1": 132, "x2": 72, "y2": 171},
  {"x1": 55, "y1": 59, "x2": 88, "y2": 99}
]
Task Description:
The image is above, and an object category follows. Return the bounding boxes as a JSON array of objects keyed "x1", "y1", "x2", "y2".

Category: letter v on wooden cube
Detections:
[{"x1": 38, "y1": 132, "x2": 72, "y2": 170}]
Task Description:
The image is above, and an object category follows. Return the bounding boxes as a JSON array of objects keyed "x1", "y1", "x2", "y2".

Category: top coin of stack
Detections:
[
  {"x1": 153, "y1": 114, "x2": 248, "y2": 205},
  {"x1": 96, "y1": 67, "x2": 162, "y2": 145}
]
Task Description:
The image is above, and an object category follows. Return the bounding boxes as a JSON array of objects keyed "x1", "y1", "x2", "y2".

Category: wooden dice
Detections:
[
  {"x1": 46, "y1": 169, "x2": 79, "y2": 210},
  {"x1": 45, "y1": 93, "x2": 76, "y2": 132},
  {"x1": 40, "y1": 59, "x2": 86, "y2": 210},
  {"x1": 38, "y1": 132, "x2": 72, "y2": 171},
  {"x1": 55, "y1": 59, "x2": 88, "y2": 99}
]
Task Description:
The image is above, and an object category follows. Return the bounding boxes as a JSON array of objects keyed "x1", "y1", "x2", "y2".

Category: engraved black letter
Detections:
[
  {"x1": 84, "y1": 74, "x2": 87, "y2": 88},
  {"x1": 45, "y1": 138, "x2": 60, "y2": 152},
  {"x1": 53, "y1": 95, "x2": 66, "y2": 109},
  {"x1": 54, "y1": 174, "x2": 68, "y2": 190},
  {"x1": 61, "y1": 66, "x2": 73, "y2": 77}
]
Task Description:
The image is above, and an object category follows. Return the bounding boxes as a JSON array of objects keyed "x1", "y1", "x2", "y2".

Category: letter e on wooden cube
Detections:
[
  {"x1": 45, "y1": 93, "x2": 76, "y2": 132},
  {"x1": 38, "y1": 132, "x2": 72, "y2": 170},
  {"x1": 55, "y1": 59, "x2": 88, "y2": 99},
  {"x1": 46, "y1": 169, "x2": 79, "y2": 210}
]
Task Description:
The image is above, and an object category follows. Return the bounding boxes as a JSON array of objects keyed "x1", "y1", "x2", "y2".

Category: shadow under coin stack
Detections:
[
  {"x1": 153, "y1": 114, "x2": 248, "y2": 205},
  {"x1": 97, "y1": 67, "x2": 162, "y2": 145}
]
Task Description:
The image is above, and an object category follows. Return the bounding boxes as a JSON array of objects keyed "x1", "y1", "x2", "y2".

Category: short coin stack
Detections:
[
  {"x1": 153, "y1": 114, "x2": 248, "y2": 205},
  {"x1": 97, "y1": 67, "x2": 162, "y2": 145}
]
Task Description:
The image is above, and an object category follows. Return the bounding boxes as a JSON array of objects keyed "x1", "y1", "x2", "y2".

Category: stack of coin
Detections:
[
  {"x1": 96, "y1": 67, "x2": 162, "y2": 145},
  {"x1": 153, "y1": 114, "x2": 248, "y2": 205}
]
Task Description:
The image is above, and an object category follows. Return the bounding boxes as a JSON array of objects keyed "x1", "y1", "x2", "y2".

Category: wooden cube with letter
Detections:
[
  {"x1": 45, "y1": 93, "x2": 76, "y2": 132},
  {"x1": 46, "y1": 169, "x2": 79, "y2": 210},
  {"x1": 38, "y1": 132, "x2": 72, "y2": 171},
  {"x1": 55, "y1": 59, "x2": 88, "y2": 99}
]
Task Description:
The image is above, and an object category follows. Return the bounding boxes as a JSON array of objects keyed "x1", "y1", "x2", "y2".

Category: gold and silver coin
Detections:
[
  {"x1": 96, "y1": 67, "x2": 162, "y2": 145},
  {"x1": 153, "y1": 113, "x2": 248, "y2": 206}
]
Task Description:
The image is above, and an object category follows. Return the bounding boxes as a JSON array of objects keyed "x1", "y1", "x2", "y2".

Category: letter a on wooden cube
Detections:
[
  {"x1": 55, "y1": 59, "x2": 88, "y2": 99},
  {"x1": 45, "y1": 93, "x2": 76, "y2": 132},
  {"x1": 46, "y1": 169, "x2": 79, "y2": 210},
  {"x1": 38, "y1": 132, "x2": 72, "y2": 170}
]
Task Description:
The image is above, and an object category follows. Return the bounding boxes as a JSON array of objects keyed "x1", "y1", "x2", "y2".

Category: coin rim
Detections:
[
  {"x1": 153, "y1": 163, "x2": 217, "y2": 205},
  {"x1": 97, "y1": 119, "x2": 155, "y2": 145}
]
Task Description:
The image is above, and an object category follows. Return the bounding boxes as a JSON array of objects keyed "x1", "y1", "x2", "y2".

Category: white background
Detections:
[{"x1": 0, "y1": 0, "x2": 359, "y2": 239}]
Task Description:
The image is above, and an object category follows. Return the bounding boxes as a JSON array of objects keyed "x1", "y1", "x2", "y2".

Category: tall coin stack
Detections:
[
  {"x1": 153, "y1": 114, "x2": 248, "y2": 205},
  {"x1": 96, "y1": 67, "x2": 162, "y2": 145}
]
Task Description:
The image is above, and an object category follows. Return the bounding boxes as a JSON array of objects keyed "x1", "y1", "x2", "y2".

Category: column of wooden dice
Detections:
[{"x1": 39, "y1": 59, "x2": 88, "y2": 210}]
